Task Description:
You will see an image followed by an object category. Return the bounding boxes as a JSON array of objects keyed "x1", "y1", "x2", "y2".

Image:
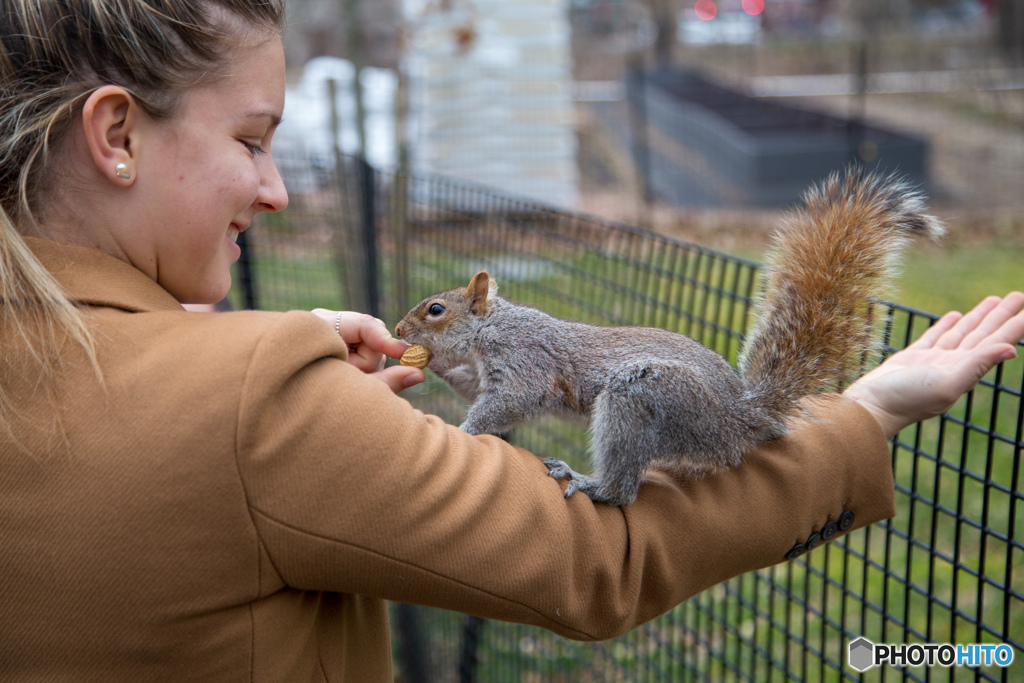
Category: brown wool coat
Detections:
[{"x1": 0, "y1": 238, "x2": 896, "y2": 681}]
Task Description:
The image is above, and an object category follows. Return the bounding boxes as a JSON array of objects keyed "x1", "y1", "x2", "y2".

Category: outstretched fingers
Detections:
[
  {"x1": 911, "y1": 310, "x2": 963, "y2": 350},
  {"x1": 925, "y1": 293, "x2": 1024, "y2": 352},
  {"x1": 930, "y1": 295, "x2": 1002, "y2": 350},
  {"x1": 960, "y1": 292, "x2": 1024, "y2": 351},
  {"x1": 845, "y1": 292, "x2": 1024, "y2": 439},
  {"x1": 915, "y1": 293, "x2": 1024, "y2": 411}
]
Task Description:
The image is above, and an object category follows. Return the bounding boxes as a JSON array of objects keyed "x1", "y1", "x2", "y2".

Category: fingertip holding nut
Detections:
[{"x1": 400, "y1": 344, "x2": 432, "y2": 369}]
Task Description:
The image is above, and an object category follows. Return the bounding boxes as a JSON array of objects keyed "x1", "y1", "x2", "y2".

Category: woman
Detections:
[{"x1": 2, "y1": 1, "x2": 1022, "y2": 680}]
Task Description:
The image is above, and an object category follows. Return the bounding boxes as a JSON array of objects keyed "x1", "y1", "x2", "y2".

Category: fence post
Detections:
[
  {"x1": 626, "y1": 51, "x2": 653, "y2": 226},
  {"x1": 393, "y1": 63, "x2": 412, "y2": 315},
  {"x1": 457, "y1": 615, "x2": 485, "y2": 683},
  {"x1": 328, "y1": 79, "x2": 371, "y2": 313},
  {"x1": 394, "y1": 604, "x2": 429, "y2": 683},
  {"x1": 236, "y1": 228, "x2": 258, "y2": 310},
  {"x1": 358, "y1": 156, "x2": 380, "y2": 320}
]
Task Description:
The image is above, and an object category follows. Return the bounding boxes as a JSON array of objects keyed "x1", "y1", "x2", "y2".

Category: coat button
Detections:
[
  {"x1": 839, "y1": 510, "x2": 855, "y2": 531},
  {"x1": 805, "y1": 532, "x2": 822, "y2": 551},
  {"x1": 785, "y1": 543, "x2": 806, "y2": 561},
  {"x1": 822, "y1": 521, "x2": 839, "y2": 540}
]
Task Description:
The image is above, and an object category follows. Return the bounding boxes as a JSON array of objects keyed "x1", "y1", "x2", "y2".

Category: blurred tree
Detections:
[
  {"x1": 639, "y1": 0, "x2": 676, "y2": 65},
  {"x1": 839, "y1": 0, "x2": 911, "y2": 35},
  {"x1": 282, "y1": 0, "x2": 401, "y2": 69}
]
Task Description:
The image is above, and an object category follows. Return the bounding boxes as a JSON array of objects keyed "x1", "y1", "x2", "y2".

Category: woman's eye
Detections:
[
  {"x1": 242, "y1": 141, "x2": 266, "y2": 157},
  {"x1": 428, "y1": 303, "x2": 445, "y2": 316}
]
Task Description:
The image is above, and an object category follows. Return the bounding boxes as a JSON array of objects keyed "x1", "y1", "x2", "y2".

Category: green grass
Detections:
[{"x1": 896, "y1": 244, "x2": 1024, "y2": 316}]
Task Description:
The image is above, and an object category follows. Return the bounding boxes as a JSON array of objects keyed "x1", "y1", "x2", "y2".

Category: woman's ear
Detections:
[{"x1": 81, "y1": 85, "x2": 138, "y2": 187}]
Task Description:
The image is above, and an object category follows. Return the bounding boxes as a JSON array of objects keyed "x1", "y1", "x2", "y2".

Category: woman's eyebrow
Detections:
[{"x1": 245, "y1": 111, "x2": 283, "y2": 129}]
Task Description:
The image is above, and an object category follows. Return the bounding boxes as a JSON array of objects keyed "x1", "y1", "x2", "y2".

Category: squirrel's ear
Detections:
[{"x1": 467, "y1": 271, "x2": 493, "y2": 316}]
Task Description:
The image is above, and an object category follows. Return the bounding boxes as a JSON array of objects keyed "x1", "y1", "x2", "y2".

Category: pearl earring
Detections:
[{"x1": 115, "y1": 163, "x2": 131, "y2": 179}]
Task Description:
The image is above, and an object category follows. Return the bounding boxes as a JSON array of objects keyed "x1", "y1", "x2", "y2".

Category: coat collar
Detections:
[{"x1": 25, "y1": 237, "x2": 185, "y2": 313}]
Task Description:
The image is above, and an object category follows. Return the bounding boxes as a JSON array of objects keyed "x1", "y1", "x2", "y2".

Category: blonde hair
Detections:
[{"x1": 0, "y1": 0, "x2": 285, "y2": 435}]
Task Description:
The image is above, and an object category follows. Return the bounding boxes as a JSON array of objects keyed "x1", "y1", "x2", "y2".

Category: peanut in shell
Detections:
[{"x1": 400, "y1": 344, "x2": 432, "y2": 369}]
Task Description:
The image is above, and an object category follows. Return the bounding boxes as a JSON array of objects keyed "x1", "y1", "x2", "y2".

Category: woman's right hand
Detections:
[{"x1": 311, "y1": 309, "x2": 425, "y2": 394}]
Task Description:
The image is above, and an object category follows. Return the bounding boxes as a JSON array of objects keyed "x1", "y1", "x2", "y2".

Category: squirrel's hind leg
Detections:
[
  {"x1": 543, "y1": 360, "x2": 660, "y2": 504},
  {"x1": 544, "y1": 361, "x2": 671, "y2": 506},
  {"x1": 585, "y1": 359, "x2": 747, "y2": 505}
]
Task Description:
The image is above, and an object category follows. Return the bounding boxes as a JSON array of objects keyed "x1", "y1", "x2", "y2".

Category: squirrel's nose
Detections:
[{"x1": 395, "y1": 322, "x2": 405, "y2": 339}]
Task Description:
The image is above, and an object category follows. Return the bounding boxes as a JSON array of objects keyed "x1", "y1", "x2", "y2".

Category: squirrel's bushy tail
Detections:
[{"x1": 737, "y1": 168, "x2": 944, "y2": 434}]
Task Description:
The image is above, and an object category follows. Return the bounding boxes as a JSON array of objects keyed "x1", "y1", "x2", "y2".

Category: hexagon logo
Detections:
[{"x1": 848, "y1": 637, "x2": 875, "y2": 672}]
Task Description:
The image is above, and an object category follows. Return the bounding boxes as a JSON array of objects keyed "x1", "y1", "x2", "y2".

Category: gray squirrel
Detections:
[{"x1": 394, "y1": 169, "x2": 944, "y2": 505}]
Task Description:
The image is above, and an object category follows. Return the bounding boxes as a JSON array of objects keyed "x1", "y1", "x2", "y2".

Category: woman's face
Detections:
[{"x1": 130, "y1": 32, "x2": 289, "y2": 304}]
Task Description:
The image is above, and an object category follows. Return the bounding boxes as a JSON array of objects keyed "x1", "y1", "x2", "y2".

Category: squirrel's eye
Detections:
[{"x1": 428, "y1": 303, "x2": 445, "y2": 316}]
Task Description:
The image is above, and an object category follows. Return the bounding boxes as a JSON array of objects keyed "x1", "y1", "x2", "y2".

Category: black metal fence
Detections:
[{"x1": 230, "y1": 154, "x2": 1023, "y2": 682}]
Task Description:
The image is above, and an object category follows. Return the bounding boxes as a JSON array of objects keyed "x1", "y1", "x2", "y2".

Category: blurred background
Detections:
[{"x1": 272, "y1": 0, "x2": 1023, "y2": 311}]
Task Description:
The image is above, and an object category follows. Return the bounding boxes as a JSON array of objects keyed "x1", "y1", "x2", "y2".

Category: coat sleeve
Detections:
[{"x1": 235, "y1": 312, "x2": 895, "y2": 641}]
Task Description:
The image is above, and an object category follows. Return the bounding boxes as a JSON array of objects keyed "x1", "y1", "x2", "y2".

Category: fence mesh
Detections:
[{"x1": 229, "y1": 153, "x2": 1023, "y2": 681}]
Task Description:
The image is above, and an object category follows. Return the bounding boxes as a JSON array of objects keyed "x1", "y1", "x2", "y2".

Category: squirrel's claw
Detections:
[
  {"x1": 543, "y1": 458, "x2": 604, "y2": 500},
  {"x1": 542, "y1": 457, "x2": 576, "y2": 482}
]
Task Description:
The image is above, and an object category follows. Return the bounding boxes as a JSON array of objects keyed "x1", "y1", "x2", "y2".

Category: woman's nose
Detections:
[{"x1": 257, "y1": 155, "x2": 289, "y2": 213}]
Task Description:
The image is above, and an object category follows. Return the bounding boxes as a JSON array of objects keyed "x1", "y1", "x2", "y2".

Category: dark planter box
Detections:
[{"x1": 630, "y1": 69, "x2": 929, "y2": 208}]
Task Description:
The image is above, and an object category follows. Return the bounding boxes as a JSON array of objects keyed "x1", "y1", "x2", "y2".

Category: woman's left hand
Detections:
[
  {"x1": 311, "y1": 309, "x2": 425, "y2": 394},
  {"x1": 844, "y1": 292, "x2": 1024, "y2": 438}
]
